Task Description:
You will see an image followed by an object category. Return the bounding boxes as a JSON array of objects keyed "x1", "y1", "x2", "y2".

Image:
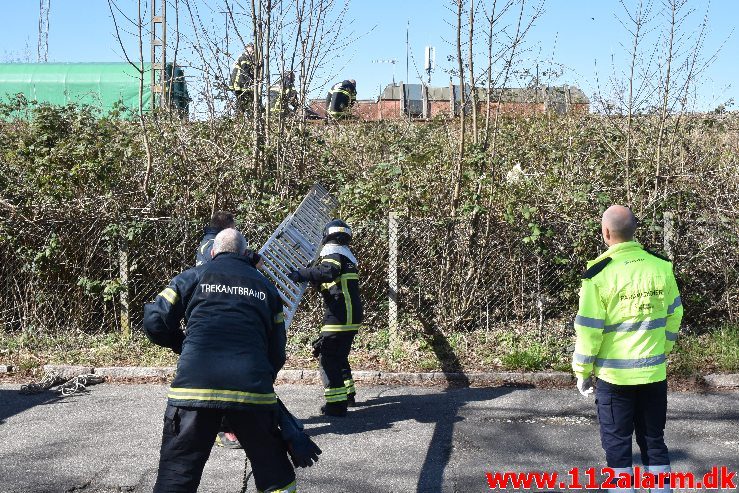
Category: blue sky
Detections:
[{"x1": 1, "y1": 1, "x2": 736, "y2": 111}]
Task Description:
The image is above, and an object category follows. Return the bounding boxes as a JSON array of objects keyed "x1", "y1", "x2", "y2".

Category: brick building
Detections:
[{"x1": 310, "y1": 83, "x2": 589, "y2": 120}]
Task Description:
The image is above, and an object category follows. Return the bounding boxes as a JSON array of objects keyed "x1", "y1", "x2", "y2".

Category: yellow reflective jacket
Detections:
[{"x1": 572, "y1": 241, "x2": 683, "y2": 385}]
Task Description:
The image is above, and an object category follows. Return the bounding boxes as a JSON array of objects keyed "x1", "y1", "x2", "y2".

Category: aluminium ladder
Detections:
[{"x1": 258, "y1": 184, "x2": 338, "y2": 330}]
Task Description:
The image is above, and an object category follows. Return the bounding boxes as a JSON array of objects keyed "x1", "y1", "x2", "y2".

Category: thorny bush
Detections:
[{"x1": 0, "y1": 100, "x2": 737, "y2": 341}]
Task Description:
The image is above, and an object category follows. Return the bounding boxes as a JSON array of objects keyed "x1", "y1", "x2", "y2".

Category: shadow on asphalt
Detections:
[
  {"x1": 302, "y1": 385, "x2": 516, "y2": 493},
  {"x1": 0, "y1": 389, "x2": 62, "y2": 425}
]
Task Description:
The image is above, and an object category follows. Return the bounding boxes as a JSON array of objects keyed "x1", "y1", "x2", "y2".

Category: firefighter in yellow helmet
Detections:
[{"x1": 572, "y1": 205, "x2": 683, "y2": 493}]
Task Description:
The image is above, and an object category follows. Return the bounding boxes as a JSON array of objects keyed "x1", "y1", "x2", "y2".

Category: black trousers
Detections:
[
  {"x1": 154, "y1": 404, "x2": 295, "y2": 493},
  {"x1": 596, "y1": 378, "x2": 670, "y2": 468},
  {"x1": 319, "y1": 331, "x2": 356, "y2": 404}
]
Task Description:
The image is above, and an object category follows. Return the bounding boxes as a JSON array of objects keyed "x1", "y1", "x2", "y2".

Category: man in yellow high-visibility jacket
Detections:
[{"x1": 573, "y1": 205, "x2": 683, "y2": 493}]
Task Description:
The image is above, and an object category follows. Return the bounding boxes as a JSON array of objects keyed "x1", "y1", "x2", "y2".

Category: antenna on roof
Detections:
[
  {"x1": 405, "y1": 20, "x2": 410, "y2": 87},
  {"x1": 38, "y1": 0, "x2": 50, "y2": 63},
  {"x1": 424, "y1": 46, "x2": 435, "y2": 85},
  {"x1": 372, "y1": 58, "x2": 399, "y2": 85}
]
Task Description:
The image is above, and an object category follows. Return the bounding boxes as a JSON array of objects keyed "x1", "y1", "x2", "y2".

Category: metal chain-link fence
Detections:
[{"x1": 1, "y1": 214, "x2": 737, "y2": 339}]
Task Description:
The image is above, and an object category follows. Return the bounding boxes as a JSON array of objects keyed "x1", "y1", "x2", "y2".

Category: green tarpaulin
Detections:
[{"x1": 0, "y1": 62, "x2": 189, "y2": 115}]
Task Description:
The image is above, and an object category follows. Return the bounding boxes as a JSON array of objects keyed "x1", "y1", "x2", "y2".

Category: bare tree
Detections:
[
  {"x1": 107, "y1": 0, "x2": 154, "y2": 197},
  {"x1": 468, "y1": 0, "x2": 478, "y2": 144},
  {"x1": 621, "y1": 0, "x2": 655, "y2": 205},
  {"x1": 450, "y1": 0, "x2": 466, "y2": 217}
]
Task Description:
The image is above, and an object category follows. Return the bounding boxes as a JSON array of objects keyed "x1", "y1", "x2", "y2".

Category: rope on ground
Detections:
[
  {"x1": 19, "y1": 371, "x2": 106, "y2": 396},
  {"x1": 59, "y1": 374, "x2": 106, "y2": 396}
]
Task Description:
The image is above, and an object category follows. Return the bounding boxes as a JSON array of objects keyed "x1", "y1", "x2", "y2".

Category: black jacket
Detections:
[
  {"x1": 298, "y1": 247, "x2": 363, "y2": 332},
  {"x1": 143, "y1": 253, "x2": 286, "y2": 409},
  {"x1": 195, "y1": 227, "x2": 220, "y2": 266},
  {"x1": 229, "y1": 51, "x2": 255, "y2": 91}
]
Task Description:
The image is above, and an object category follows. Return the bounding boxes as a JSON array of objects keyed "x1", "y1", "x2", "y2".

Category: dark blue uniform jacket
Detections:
[
  {"x1": 195, "y1": 227, "x2": 220, "y2": 266},
  {"x1": 143, "y1": 252, "x2": 286, "y2": 409}
]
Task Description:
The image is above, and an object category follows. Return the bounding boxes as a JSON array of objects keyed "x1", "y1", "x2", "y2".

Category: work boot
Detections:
[
  {"x1": 215, "y1": 431, "x2": 242, "y2": 449},
  {"x1": 346, "y1": 392, "x2": 357, "y2": 407},
  {"x1": 320, "y1": 402, "x2": 348, "y2": 417}
]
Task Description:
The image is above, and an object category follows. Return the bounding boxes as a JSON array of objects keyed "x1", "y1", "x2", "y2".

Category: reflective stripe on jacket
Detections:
[
  {"x1": 229, "y1": 52, "x2": 254, "y2": 91},
  {"x1": 572, "y1": 241, "x2": 683, "y2": 385},
  {"x1": 195, "y1": 227, "x2": 219, "y2": 266}
]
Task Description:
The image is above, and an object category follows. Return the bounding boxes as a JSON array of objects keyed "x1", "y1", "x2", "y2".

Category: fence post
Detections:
[
  {"x1": 119, "y1": 233, "x2": 130, "y2": 338},
  {"x1": 388, "y1": 212, "x2": 399, "y2": 347},
  {"x1": 663, "y1": 212, "x2": 675, "y2": 259}
]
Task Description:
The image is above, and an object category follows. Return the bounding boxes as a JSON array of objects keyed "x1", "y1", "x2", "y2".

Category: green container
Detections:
[{"x1": 0, "y1": 62, "x2": 189, "y2": 116}]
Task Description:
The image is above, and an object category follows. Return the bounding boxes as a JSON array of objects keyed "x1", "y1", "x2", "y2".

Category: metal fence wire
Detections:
[{"x1": 0, "y1": 214, "x2": 737, "y2": 338}]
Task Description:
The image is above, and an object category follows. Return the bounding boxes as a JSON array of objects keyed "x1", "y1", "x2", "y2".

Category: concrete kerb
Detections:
[
  {"x1": 42, "y1": 365, "x2": 94, "y2": 379},
  {"x1": 25, "y1": 365, "x2": 739, "y2": 389},
  {"x1": 703, "y1": 373, "x2": 739, "y2": 389},
  {"x1": 94, "y1": 367, "x2": 176, "y2": 379}
]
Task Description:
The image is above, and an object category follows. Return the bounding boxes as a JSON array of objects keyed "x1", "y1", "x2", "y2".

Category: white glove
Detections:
[{"x1": 576, "y1": 376, "x2": 594, "y2": 396}]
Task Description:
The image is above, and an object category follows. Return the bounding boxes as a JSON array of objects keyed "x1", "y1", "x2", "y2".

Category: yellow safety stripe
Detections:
[
  {"x1": 168, "y1": 387, "x2": 277, "y2": 405},
  {"x1": 274, "y1": 312, "x2": 285, "y2": 324},
  {"x1": 344, "y1": 379, "x2": 355, "y2": 393},
  {"x1": 324, "y1": 387, "x2": 347, "y2": 403},
  {"x1": 159, "y1": 287, "x2": 178, "y2": 305},
  {"x1": 342, "y1": 275, "x2": 352, "y2": 325},
  {"x1": 331, "y1": 88, "x2": 353, "y2": 98},
  {"x1": 321, "y1": 258, "x2": 342, "y2": 267},
  {"x1": 320, "y1": 280, "x2": 338, "y2": 290},
  {"x1": 320, "y1": 273, "x2": 358, "y2": 291},
  {"x1": 321, "y1": 324, "x2": 361, "y2": 332},
  {"x1": 258, "y1": 480, "x2": 297, "y2": 493},
  {"x1": 326, "y1": 226, "x2": 351, "y2": 235}
]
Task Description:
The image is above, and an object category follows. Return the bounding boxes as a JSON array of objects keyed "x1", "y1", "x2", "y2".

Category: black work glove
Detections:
[
  {"x1": 287, "y1": 432, "x2": 322, "y2": 468},
  {"x1": 244, "y1": 250, "x2": 262, "y2": 267},
  {"x1": 311, "y1": 336, "x2": 323, "y2": 358},
  {"x1": 287, "y1": 270, "x2": 303, "y2": 282}
]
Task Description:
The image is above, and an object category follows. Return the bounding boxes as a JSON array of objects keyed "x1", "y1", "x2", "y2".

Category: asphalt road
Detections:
[{"x1": 0, "y1": 383, "x2": 737, "y2": 493}]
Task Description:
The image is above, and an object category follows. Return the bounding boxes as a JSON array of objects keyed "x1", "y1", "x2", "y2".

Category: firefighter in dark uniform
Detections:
[
  {"x1": 195, "y1": 211, "x2": 262, "y2": 449},
  {"x1": 197, "y1": 211, "x2": 262, "y2": 270},
  {"x1": 288, "y1": 219, "x2": 362, "y2": 417},
  {"x1": 196, "y1": 211, "x2": 234, "y2": 266},
  {"x1": 324, "y1": 79, "x2": 357, "y2": 119},
  {"x1": 269, "y1": 71, "x2": 298, "y2": 117},
  {"x1": 145, "y1": 229, "x2": 318, "y2": 492},
  {"x1": 229, "y1": 44, "x2": 256, "y2": 115}
]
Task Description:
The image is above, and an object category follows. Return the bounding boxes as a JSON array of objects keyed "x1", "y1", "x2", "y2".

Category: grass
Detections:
[
  {"x1": 1, "y1": 323, "x2": 737, "y2": 378},
  {"x1": 669, "y1": 324, "x2": 739, "y2": 376}
]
